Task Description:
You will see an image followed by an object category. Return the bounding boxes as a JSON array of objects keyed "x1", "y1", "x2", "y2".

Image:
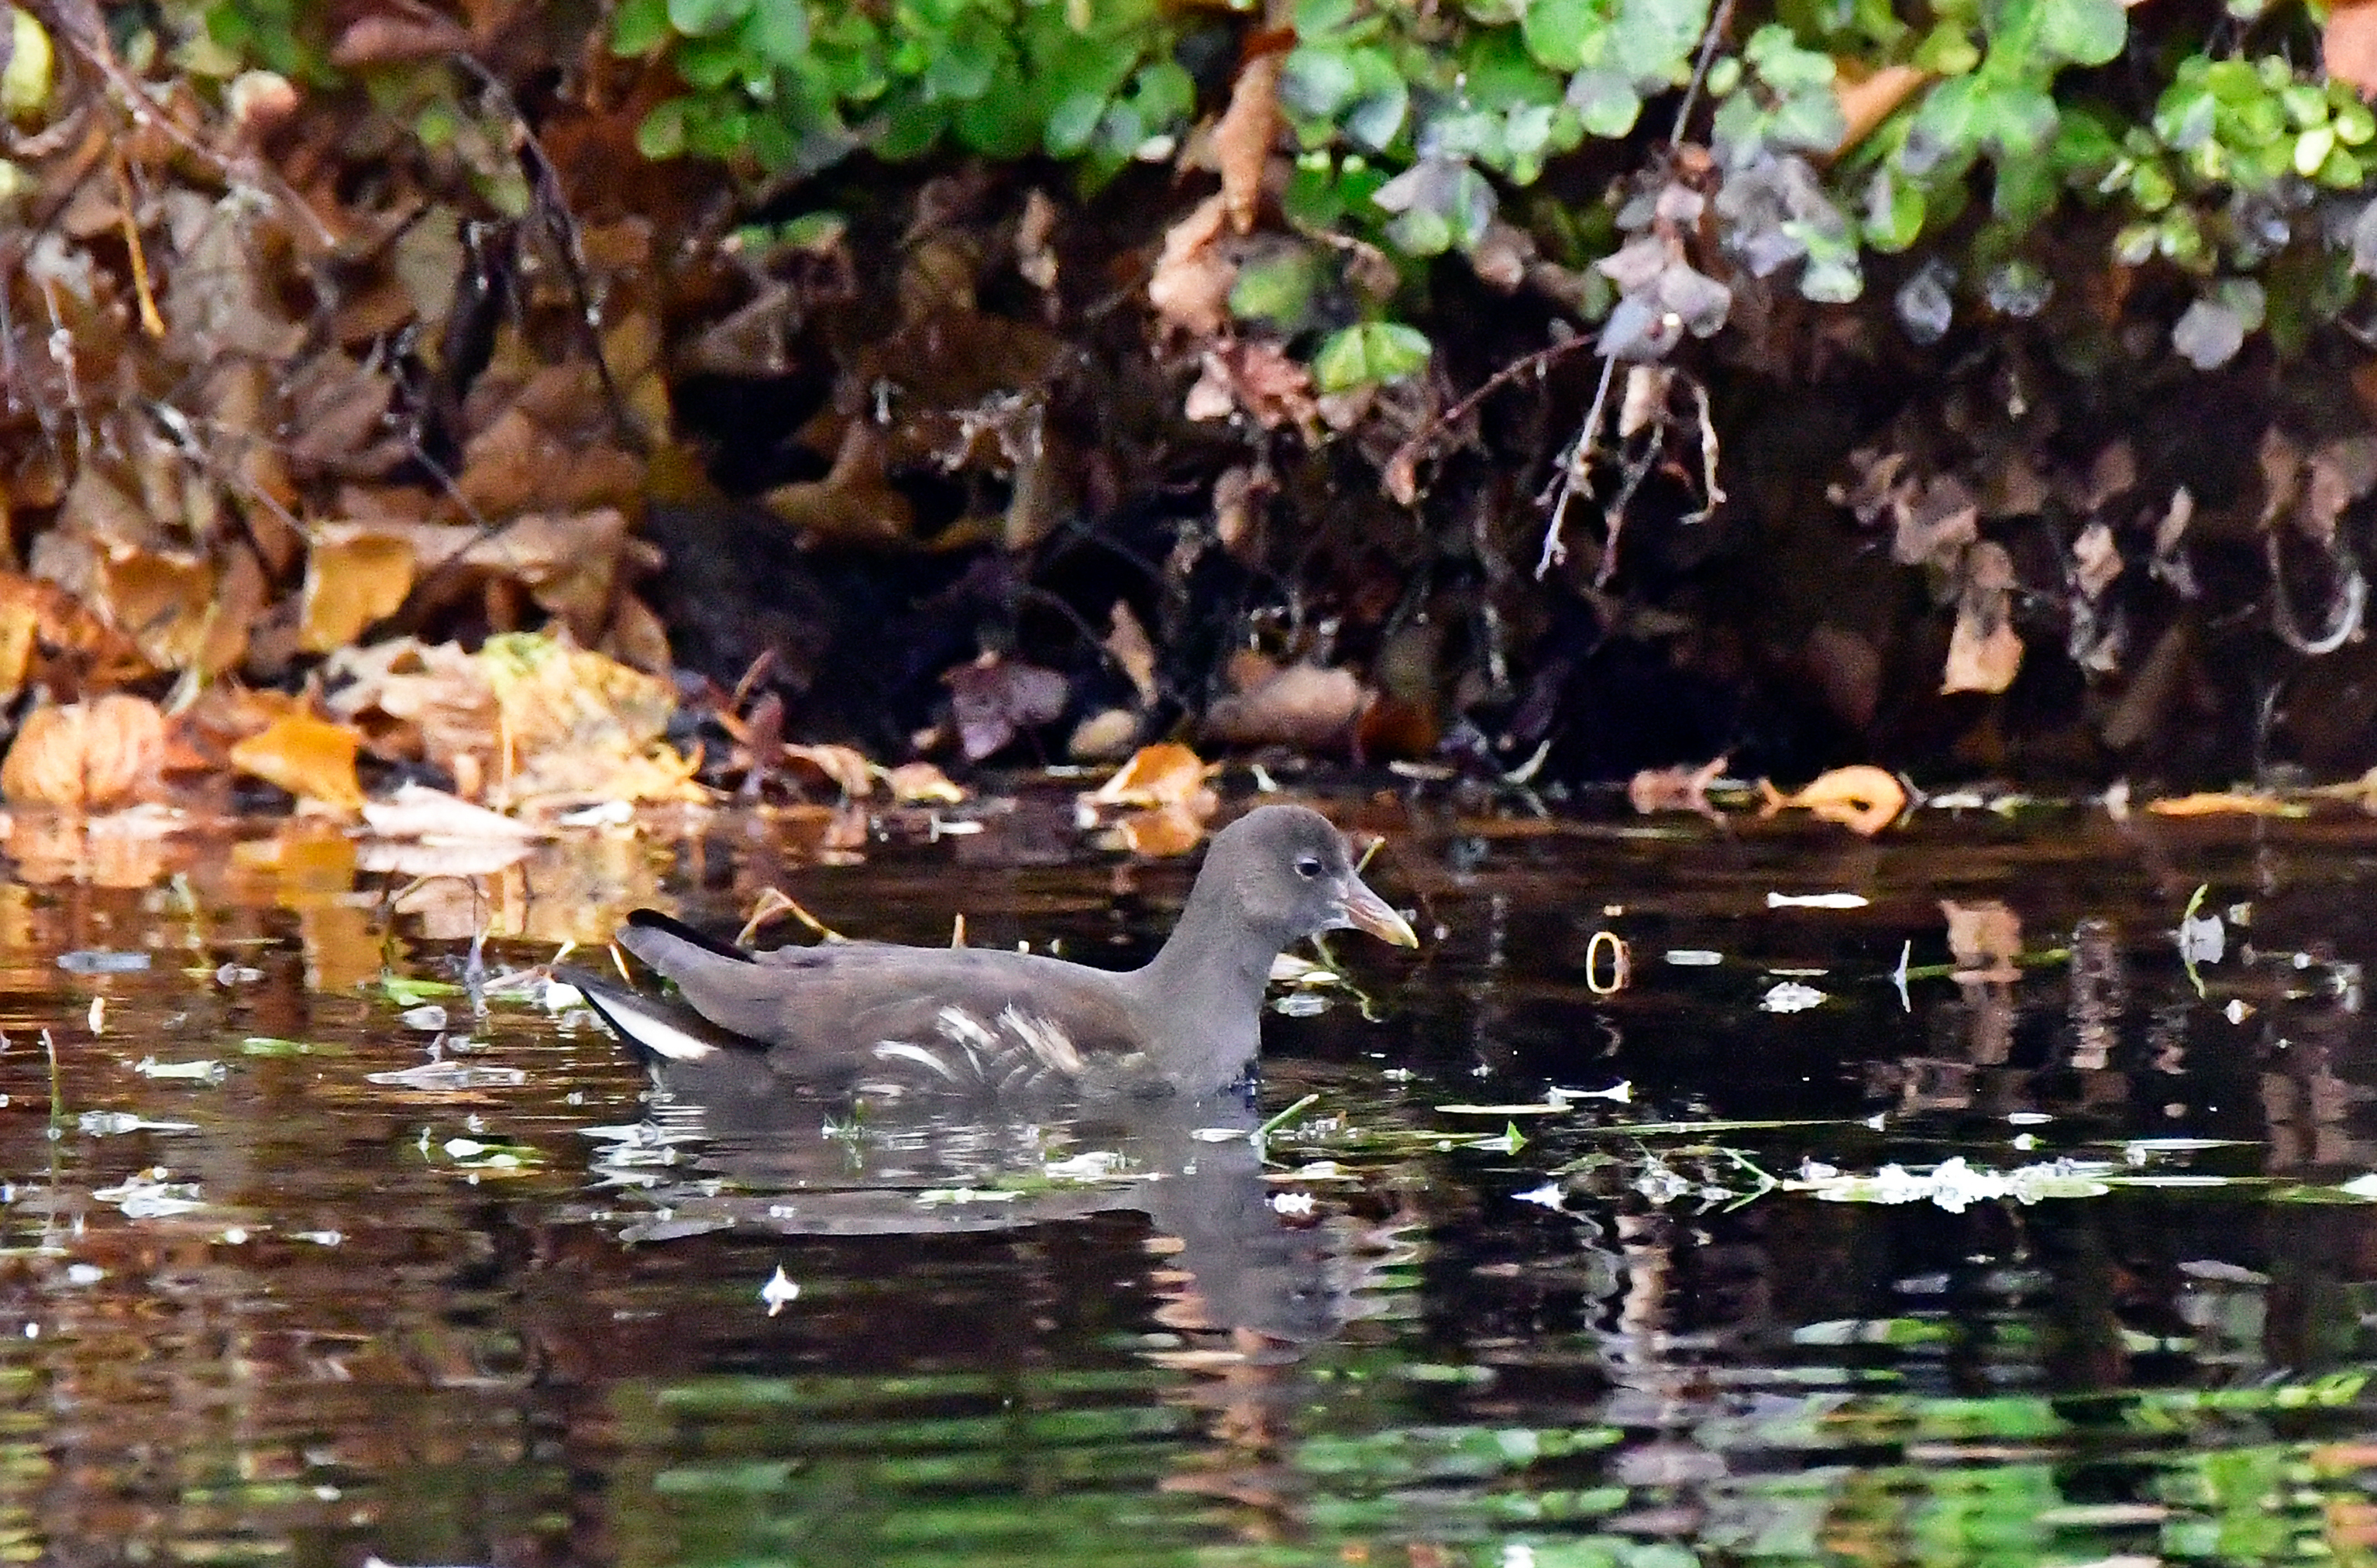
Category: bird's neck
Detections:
[{"x1": 1131, "y1": 883, "x2": 1281, "y2": 1091}]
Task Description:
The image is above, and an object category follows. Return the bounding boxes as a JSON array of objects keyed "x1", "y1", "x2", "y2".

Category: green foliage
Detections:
[{"x1": 582, "y1": 0, "x2": 2377, "y2": 378}]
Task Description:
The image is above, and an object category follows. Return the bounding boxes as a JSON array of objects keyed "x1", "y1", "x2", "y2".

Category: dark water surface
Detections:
[{"x1": 4, "y1": 793, "x2": 2377, "y2": 1566}]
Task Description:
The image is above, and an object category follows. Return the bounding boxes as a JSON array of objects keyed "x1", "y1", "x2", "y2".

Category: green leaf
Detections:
[
  {"x1": 1522, "y1": 0, "x2": 1604, "y2": 73},
  {"x1": 1912, "y1": 23, "x2": 1980, "y2": 74},
  {"x1": 924, "y1": 16, "x2": 1002, "y2": 101},
  {"x1": 955, "y1": 65, "x2": 1039, "y2": 156},
  {"x1": 1295, "y1": 0, "x2": 1360, "y2": 35},
  {"x1": 1044, "y1": 88, "x2": 1109, "y2": 156},
  {"x1": 1973, "y1": 81, "x2": 2057, "y2": 156},
  {"x1": 610, "y1": 0, "x2": 671, "y2": 57},
  {"x1": 1568, "y1": 67, "x2": 1642, "y2": 137},
  {"x1": 1281, "y1": 44, "x2": 1362, "y2": 121},
  {"x1": 1229, "y1": 249, "x2": 1323, "y2": 330},
  {"x1": 636, "y1": 97, "x2": 689, "y2": 158},
  {"x1": 741, "y1": 3, "x2": 809, "y2": 68},
  {"x1": 1864, "y1": 168, "x2": 1925, "y2": 250},
  {"x1": 1314, "y1": 321, "x2": 1433, "y2": 391},
  {"x1": 1610, "y1": 0, "x2": 1710, "y2": 86},
  {"x1": 666, "y1": 0, "x2": 749, "y2": 38},
  {"x1": 677, "y1": 34, "x2": 744, "y2": 90},
  {"x1": 2036, "y1": 0, "x2": 2125, "y2": 65}
]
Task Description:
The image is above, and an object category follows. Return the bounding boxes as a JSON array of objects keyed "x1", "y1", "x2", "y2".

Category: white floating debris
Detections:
[
  {"x1": 1549, "y1": 1081, "x2": 1632, "y2": 1105},
  {"x1": 2341, "y1": 1173, "x2": 2377, "y2": 1199},
  {"x1": 1436, "y1": 1102, "x2": 1574, "y2": 1116},
  {"x1": 2224, "y1": 998, "x2": 2252, "y2": 1024},
  {"x1": 1791, "y1": 1155, "x2": 2115, "y2": 1212},
  {"x1": 1269, "y1": 1191, "x2": 1316, "y2": 1216},
  {"x1": 64, "y1": 1264, "x2": 104, "y2": 1285},
  {"x1": 2179, "y1": 910, "x2": 2224, "y2": 965},
  {"x1": 365, "y1": 1061, "x2": 528, "y2": 1091},
  {"x1": 134, "y1": 1057, "x2": 225, "y2": 1083},
  {"x1": 540, "y1": 978, "x2": 585, "y2": 1011},
  {"x1": 78, "y1": 1111, "x2": 198, "y2": 1135},
  {"x1": 1192, "y1": 1126, "x2": 1248, "y2": 1143},
  {"x1": 1760, "y1": 982, "x2": 1829, "y2": 1013},
  {"x1": 2007, "y1": 1111, "x2": 2053, "y2": 1126},
  {"x1": 399, "y1": 1005, "x2": 449, "y2": 1032},
  {"x1": 916, "y1": 1187, "x2": 1023, "y2": 1205},
  {"x1": 761, "y1": 1265, "x2": 801, "y2": 1316},
  {"x1": 1766, "y1": 892, "x2": 1870, "y2": 910},
  {"x1": 1041, "y1": 1150, "x2": 1133, "y2": 1183},
  {"x1": 57, "y1": 950, "x2": 150, "y2": 974},
  {"x1": 1663, "y1": 950, "x2": 1723, "y2": 966},
  {"x1": 92, "y1": 1173, "x2": 204, "y2": 1219},
  {"x1": 1512, "y1": 1181, "x2": 1565, "y2": 1210},
  {"x1": 215, "y1": 963, "x2": 263, "y2": 986},
  {"x1": 556, "y1": 799, "x2": 635, "y2": 828}
]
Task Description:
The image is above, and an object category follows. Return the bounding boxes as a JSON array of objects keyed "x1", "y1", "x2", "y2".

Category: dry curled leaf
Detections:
[
  {"x1": 1942, "y1": 542, "x2": 2023, "y2": 695},
  {"x1": 1, "y1": 694, "x2": 166, "y2": 811},
  {"x1": 229, "y1": 713, "x2": 366, "y2": 811},
  {"x1": 1759, "y1": 765, "x2": 1908, "y2": 836},
  {"x1": 783, "y1": 742, "x2": 876, "y2": 799},
  {"x1": 1213, "y1": 51, "x2": 1281, "y2": 233},
  {"x1": 1089, "y1": 742, "x2": 1216, "y2": 811},
  {"x1": 1628, "y1": 755, "x2": 1728, "y2": 817}
]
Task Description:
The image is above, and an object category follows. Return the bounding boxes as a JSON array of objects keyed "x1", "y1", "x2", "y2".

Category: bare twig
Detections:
[
  {"x1": 1535, "y1": 354, "x2": 1618, "y2": 579},
  {"x1": 1670, "y1": 0, "x2": 1743, "y2": 147}
]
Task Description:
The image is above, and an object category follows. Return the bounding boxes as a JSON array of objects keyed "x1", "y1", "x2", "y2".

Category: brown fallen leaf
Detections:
[
  {"x1": 1942, "y1": 898, "x2": 2022, "y2": 982},
  {"x1": 783, "y1": 742, "x2": 876, "y2": 799},
  {"x1": 1147, "y1": 192, "x2": 1234, "y2": 337},
  {"x1": 1758, "y1": 764, "x2": 1909, "y2": 836},
  {"x1": 885, "y1": 760, "x2": 966, "y2": 805},
  {"x1": 1089, "y1": 741, "x2": 1216, "y2": 811},
  {"x1": 0, "y1": 694, "x2": 167, "y2": 811},
  {"x1": 1213, "y1": 50, "x2": 1282, "y2": 233},
  {"x1": 2329, "y1": 0, "x2": 2377, "y2": 97},
  {"x1": 1942, "y1": 542, "x2": 2023, "y2": 695},
  {"x1": 945, "y1": 652, "x2": 1068, "y2": 761},
  {"x1": 1628, "y1": 755, "x2": 1728, "y2": 817},
  {"x1": 2144, "y1": 792, "x2": 2310, "y2": 817},
  {"x1": 229, "y1": 713, "x2": 366, "y2": 811},
  {"x1": 1206, "y1": 662, "x2": 1373, "y2": 750}
]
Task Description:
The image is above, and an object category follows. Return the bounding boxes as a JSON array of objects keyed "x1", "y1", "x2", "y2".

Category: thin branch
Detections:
[
  {"x1": 1535, "y1": 353, "x2": 1618, "y2": 580},
  {"x1": 1669, "y1": 0, "x2": 1742, "y2": 147}
]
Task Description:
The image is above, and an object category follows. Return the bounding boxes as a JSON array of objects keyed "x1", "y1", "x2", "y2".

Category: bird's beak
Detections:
[{"x1": 1335, "y1": 874, "x2": 1419, "y2": 948}]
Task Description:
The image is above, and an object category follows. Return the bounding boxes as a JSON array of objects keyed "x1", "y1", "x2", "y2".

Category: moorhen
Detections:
[{"x1": 577, "y1": 804, "x2": 1417, "y2": 1100}]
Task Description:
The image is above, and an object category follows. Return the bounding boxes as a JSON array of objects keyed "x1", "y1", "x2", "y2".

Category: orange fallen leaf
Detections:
[
  {"x1": 1089, "y1": 742, "x2": 1216, "y2": 810},
  {"x1": 1760, "y1": 765, "x2": 1909, "y2": 836},
  {"x1": 229, "y1": 714, "x2": 366, "y2": 811},
  {"x1": 1109, "y1": 805, "x2": 1210, "y2": 857},
  {"x1": 0, "y1": 694, "x2": 166, "y2": 811},
  {"x1": 301, "y1": 528, "x2": 416, "y2": 653},
  {"x1": 1832, "y1": 64, "x2": 1930, "y2": 156},
  {"x1": 2145, "y1": 792, "x2": 2309, "y2": 817}
]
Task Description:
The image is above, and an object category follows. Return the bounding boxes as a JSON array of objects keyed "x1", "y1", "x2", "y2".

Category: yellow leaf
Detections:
[{"x1": 229, "y1": 714, "x2": 366, "y2": 811}]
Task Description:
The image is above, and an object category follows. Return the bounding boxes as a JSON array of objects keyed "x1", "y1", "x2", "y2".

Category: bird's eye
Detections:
[{"x1": 1295, "y1": 855, "x2": 1324, "y2": 879}]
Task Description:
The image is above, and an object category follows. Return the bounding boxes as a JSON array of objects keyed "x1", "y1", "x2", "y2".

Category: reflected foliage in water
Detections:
[{"x1": 0, "y1": 799, "x2": 2372, "y2": 1565}]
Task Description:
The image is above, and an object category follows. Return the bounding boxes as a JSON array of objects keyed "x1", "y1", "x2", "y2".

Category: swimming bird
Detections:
[{"x1": 577, "y1": 803, "x2": 1418, "y2": 1100}]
